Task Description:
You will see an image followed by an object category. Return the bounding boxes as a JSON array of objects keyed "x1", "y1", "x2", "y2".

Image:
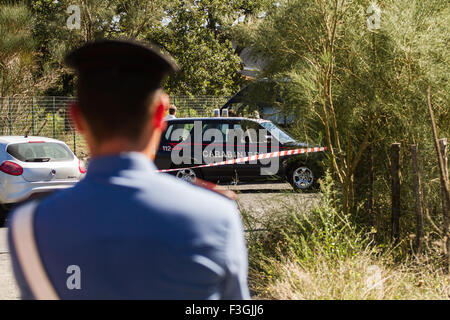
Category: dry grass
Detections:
[
  {"x1": 244, "y1": 174, "x2": 450, "y2": 300},
  {"x1": 256, "y1": 252, "x2": 449, "y2": 300}
]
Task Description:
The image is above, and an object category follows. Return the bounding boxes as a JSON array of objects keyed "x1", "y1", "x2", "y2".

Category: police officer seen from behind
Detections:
[{"x1": 8, "y1": 39, "x2": 250, "y2": 300}]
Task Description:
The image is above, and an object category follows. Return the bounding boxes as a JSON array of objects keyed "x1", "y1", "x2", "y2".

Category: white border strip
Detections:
[
  {"x1": 11, "y1": 201, "x2": 59, "y2": 300},
  {"x1": 158, "y1": 146, "x2": 327, "y2": 173}
]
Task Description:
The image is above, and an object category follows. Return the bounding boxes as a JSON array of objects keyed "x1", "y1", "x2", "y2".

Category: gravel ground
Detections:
[
  {"x1": 225, "y1": 182, "x2": 320, "y2": 229},
  {"x1": 0, "y1": 182, "x2": 319, "y2": 300},
  {"x1": 0, "y1": 228, "x2": 20, "y2": 300}
]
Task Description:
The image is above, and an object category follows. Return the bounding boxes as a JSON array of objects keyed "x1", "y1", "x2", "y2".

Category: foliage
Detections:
[
  {"x1": 243, "y1": 172, "x2": 449, "y2": 299},
  {"x1": 149, "y1": 0, "x2": 271, "y2": 95},
  {"x1": 28, "y1": 0, "x2": 165, "y2": 95},
  {"x1": 245, "y1": 172, "x2": 369, "y2": 269},
  {"x1": 240, "y1": 0, "x2": 449, "y2": 246},
  {"x1": 0, "y1": 0, "x2": 271, "y2": 96},
  {"x1": 149, "y1": 0, "x2": 241, "y2": 95},
  {"x1": 0, "y1": 3, "x2": 35, "y2": 96}
]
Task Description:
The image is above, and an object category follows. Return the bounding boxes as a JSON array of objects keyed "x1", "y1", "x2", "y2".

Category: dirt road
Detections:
[{"x1": 224, "y1": 182, "x2": 320, "y2": 230}]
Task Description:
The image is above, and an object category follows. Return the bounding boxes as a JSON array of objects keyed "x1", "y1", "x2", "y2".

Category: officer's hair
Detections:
[
  {"x1": 168, "y1": 105, "x2": 176, "y2": 115},
  {"x1": 77, "y1": 69, "x2": 159, "y2": 143}
]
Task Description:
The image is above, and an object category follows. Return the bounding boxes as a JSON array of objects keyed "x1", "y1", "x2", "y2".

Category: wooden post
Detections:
[
  {"x1": 31, "y1": 97, "x2": 35, "y2": 136},
  {"x1": 439, "y1": 138, "x2": 449, "y2": 272},
  {"x1": 440, "y1": 138, "x2": 449, "y2": 213},
  {"x1": 427, "y1": 87, "x2": 450, "y2": 273},
  {"x1": 368, "y1": 146, "x2": 374, "y2": 219},
  {"x1": 368, "y1": 146, "x2": 376, "y2": 240},
  {"x1": 8, "y1": 97, "x2": 12, "y2": 135},
  {"x1": 411, "y1": 144, "x2": 423, "y2": 254},
  {"x1": 391, "y1": 143, "x2": 401, "y2": 244}
]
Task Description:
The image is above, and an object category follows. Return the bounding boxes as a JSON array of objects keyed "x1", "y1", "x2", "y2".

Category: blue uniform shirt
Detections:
[{"x1": 8, "y1": 152, "x2": 250, "y2": 299}]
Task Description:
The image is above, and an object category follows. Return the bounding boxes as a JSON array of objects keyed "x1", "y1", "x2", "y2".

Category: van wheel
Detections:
[
  {"x1": 289, "y1": 166, "x2": 315, "y2": 190},
  {"x1": 175, "y1": 168, "x2": 199, "y2": 183}
]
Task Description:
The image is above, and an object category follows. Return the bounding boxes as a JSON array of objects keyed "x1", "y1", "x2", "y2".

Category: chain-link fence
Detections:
[
  {"x1": 170, "y1": 96, "x2": 229, "y2": 118},
  {"x1": 0, "y1": 96, "x2": 229, "y2": 159}
]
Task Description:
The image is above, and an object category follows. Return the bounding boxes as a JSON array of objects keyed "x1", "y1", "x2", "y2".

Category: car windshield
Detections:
[
  {"x1": 259, "y1": 121, "x2": 296, "y2": 144},
  {"x1": 7, "y1": 142, "x2": 74, "y2": 162}
]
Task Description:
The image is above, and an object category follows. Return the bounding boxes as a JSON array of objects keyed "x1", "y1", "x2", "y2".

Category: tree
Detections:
[
  {"x1": 0, "y1": 3, "x2": 35, "y2": 96},
  {"x1": 147, "y1": 1, "x2": 239, "y2": 95},
  {"x1": 26, "y1": 0, "x2": 263, "y2": 96},
  {"x1": 29, "y1": 0, "x2": 125, "y2": 95},
  {"x1": 148, "y1": 0, "x2": 270, "y2": 95},
  {"x1": 242, "y1": 0, "x2": 449, "y2": 219}
]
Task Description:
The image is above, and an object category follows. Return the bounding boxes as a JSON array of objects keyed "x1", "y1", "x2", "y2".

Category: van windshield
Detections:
[
  {"x1": 260, "y1": 122, "x2": 296, "y2": 144},
  {"x1": 7, "y1": 142, "x2": 74, "y2": 162}
]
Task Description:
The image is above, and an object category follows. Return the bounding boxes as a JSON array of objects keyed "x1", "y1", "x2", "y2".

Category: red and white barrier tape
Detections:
[{"x1": 157, "y1": 146, "x2": 327, "y2": 173}]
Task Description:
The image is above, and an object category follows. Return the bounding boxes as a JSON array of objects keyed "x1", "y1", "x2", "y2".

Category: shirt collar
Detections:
[{"x1": 85, "y1": 152, "x2": 157, "y2": 178}]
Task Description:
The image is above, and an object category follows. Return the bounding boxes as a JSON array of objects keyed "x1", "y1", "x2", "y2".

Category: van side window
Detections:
[
  {"x1": 202, "y1": 122, "x2": 230, "y2": 143},
  {"x1": 233, "y1": 121, "x2": 259, "y2": 143},
  {"x1": 165, "y1": 123, "x2": 194, "y2": 142}
]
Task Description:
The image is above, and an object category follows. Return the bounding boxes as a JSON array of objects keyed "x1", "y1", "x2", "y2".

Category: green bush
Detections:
[{"x1": 243, "y1": 172, "x2": 449, "y2": 299}]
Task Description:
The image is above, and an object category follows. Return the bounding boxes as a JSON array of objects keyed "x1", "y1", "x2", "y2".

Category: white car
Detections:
[{"x1": 0, "y1": 136, "x2": 86, "y2": 225}]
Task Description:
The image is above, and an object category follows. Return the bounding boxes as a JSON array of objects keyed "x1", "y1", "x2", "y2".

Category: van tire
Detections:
[{"x1": 287, "y1": 165, "x2": 316, "y2": 190}]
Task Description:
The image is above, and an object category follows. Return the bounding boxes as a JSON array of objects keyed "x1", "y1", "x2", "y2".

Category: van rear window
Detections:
[{"x1": 7, "y1": 142, "x2": 74, "y2": 162}]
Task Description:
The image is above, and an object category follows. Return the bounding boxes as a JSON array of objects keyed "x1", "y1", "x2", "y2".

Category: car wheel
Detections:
[
  {"x1": 289, "y1": 166, "x2": 315, "y2": 190},
  {"x1": 175, "y1": 168, "x2": 198, "y2": 183}
]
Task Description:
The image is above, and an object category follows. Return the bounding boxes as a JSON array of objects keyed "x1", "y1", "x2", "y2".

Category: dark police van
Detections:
[{"x1": 155, "y1": 117, "x2": 327, "y2": 190}]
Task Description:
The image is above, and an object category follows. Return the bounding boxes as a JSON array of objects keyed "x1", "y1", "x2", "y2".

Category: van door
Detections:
[
  {"x1": 156, "y1": 121, "x2": 194, "y2": 170},
  {"x1": 200, "y1": 121, "x2": 235, "y2": 182},
  {"x1": 231, "y1": 121, "x2": 262, "y2": 179}
]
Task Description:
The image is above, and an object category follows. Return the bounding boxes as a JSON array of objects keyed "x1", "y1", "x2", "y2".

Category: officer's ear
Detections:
[
  {"x1": 69, "y1": 102, "x2": 85, "y2": 134},
  {"x1": 152, "y1": 92, "x2": 169, "y2": 132}
]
